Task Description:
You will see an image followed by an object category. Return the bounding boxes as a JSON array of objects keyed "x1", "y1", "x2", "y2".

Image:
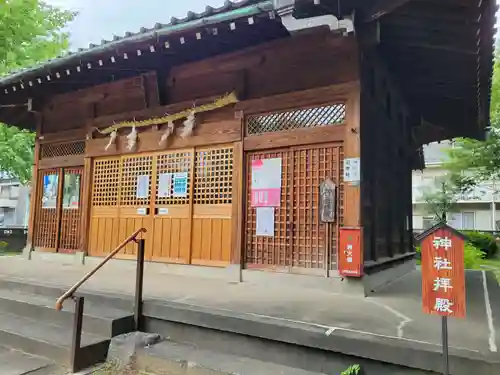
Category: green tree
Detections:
[
  {"x1": 444, "y1": 57, "x2": 500, "y2": 191},
  {"x1": 421, "y1": 175, "x2": 459, "y2": 223},
  {"x1": 0, "y1": 0, "x2": 74, "y2": 184}
]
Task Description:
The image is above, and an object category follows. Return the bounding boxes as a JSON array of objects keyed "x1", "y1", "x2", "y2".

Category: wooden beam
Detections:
[{"x1": 364, "y1": 0, "x2": 412, "y2": 21}]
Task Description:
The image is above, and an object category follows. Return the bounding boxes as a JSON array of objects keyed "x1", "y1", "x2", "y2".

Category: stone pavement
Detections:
[{"x1": 0, "y1": 255, "x2": 498, "y2": 359}]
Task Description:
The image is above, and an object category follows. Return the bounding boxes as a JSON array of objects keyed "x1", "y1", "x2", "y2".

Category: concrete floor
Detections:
[{"x1": 0, "y1": 255, "x2": 498, "y2": 360}]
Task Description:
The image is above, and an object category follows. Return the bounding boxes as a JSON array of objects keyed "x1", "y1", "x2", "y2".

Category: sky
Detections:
[{"x1": 46, "y1": 0, "x2": 228, "y2": 49}]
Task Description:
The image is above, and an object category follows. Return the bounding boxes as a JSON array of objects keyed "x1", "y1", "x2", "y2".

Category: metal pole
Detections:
[
  {"x1": 70, "y1": 296, "x2": 84, "y2": 373},
  {"x1": 442, "y1": 316, "x2": 449, "y2": 375},
  {"x1": 134, "y1": 239, "x2": 145, "y2": 331}
]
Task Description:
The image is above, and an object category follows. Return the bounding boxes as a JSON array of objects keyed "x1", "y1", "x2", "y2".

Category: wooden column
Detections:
[
  {"x1": 80, "y1": 157, "x2": 93, "y2": 253},
  {"x1": 26, "y1": 140, "x2": 41, "y2": 251},
  {"x1": 344, "y1": 87, "x2": 362, "y2": 227},
  {"x1": 231, "y1": 140, "x2": 244, "y2": 265},
  {"x1": 26, "y1": 114, "x2": 43, "y2": 251}
]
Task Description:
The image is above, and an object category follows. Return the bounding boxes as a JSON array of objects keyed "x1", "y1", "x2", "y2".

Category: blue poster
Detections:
[{"x1": 173, "y1": 172, "x2": 188, "y2": 198}]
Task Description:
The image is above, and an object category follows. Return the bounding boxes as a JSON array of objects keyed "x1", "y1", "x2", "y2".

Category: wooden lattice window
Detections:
[
  {"x1": 60, "y1": 168, "x2": 83, "y2": 251},
  {"x1": 156, "y1": 151, "x2": 193, "y2": 205},
  {"x1": 92, "y1": 158, "x2": 120, "y2": 206},
  {"x1": 246, "y1": 104, "x2": 346, "y2": 135},
  {"x1": 120, "y1": 155, "x2": 153, "y2": 206},
  {"x1": 34, "y1": 170, "x2": 59, "y2": 249},
  {"x1": 194, "y1": 147, "x2": 233, "y2": 204},
  {"x1": 40, "y1": 141, "x2": 85, "y2": 159}
]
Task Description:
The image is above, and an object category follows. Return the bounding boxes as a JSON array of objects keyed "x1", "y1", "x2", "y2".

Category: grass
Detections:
[
  {"x1": 90, "y1": 361, "x2": 155, "y2": 375},
  {"x1": 479, "y1": 257, "x2": 500, "y2": 283}
]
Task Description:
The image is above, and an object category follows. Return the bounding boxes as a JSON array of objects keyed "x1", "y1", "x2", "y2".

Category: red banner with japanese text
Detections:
[
  {"x1": 338, "y1": 227, "x2": 363, "y2": 277},
  {"x1": 421, "y1": 225, "x2": 466, "y2": 318}
]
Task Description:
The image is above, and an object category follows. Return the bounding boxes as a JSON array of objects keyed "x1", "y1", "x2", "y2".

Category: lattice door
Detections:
[
  {"x1": 34, "y1": 169, "x2": 60, "y2": 250},
  {"x1": 119, "y1": 154, "x2": 153, "y2": 259},
  {"x1": 245, "y1": 144, "x2": 343, "y2": 274},
  {"x1": 89, "y1": 158, "x2": 121, "y2": 257},
  {"x1": 151, "y1": 150, "x2": 193, "y2": 263},
  {"x1": 59, "y1": 168, "x2": 83, "y2": 253},
  {"x1": 191, "y1": 146, "x2": 234, "y2": 266}
]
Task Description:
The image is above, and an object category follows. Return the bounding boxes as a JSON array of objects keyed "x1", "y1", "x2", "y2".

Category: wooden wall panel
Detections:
[
  {"x1": 168, "y1": 71, "x2": 244, "y2": 103},
  {"x1": 42, "y1": 72, "x2": 158, "y2": 135},
  {"x1": 170, "y1": 30, "x2": 359, "y2": 103}
]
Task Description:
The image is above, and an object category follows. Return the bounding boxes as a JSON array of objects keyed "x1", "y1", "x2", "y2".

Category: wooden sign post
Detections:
[{"x1": 419, "y1": 222, "x2": 467, "y2": 375}]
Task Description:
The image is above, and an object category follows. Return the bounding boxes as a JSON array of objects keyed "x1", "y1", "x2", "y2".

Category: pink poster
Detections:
[{"x1": 251, "y1": 158, "x2": 282, "y2": 207}]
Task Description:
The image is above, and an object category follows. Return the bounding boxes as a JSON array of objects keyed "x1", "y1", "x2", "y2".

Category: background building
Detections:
[
  {"x1": 0, "y1": 172, "x2": 29, "y2": 228},
  {"x1": 412, "y1": 141, "x2": 499, "y2": 232}
]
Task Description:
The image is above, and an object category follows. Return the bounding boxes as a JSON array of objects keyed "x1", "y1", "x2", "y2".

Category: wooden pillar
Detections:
[
  {"x1": 26, "y1": 140, "x2": 40, "y2": 252},
  {"x1": 79, "y1": 157, "x2": 93, "y2": 253},
  {"x1": 26, "y1": 114, "x2": 42, "y2": 252},
  {"x1": 231, "y1": 141, "x2": 244, "y2": 266},
  {"x1": 344, "y1": 87, "x2": 362, "y2": 227}
]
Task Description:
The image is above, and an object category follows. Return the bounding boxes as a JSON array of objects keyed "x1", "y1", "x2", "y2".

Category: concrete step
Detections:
[
  {"x1": 0, "y1": 287, "x2": 134, "y2": 337},
  {"x1": 0, "y1": 345, "x2": 64, "y2": 375},
  {"x1": 135, "y1": 340, "x2": 328, "y2": 375},
  {"x1": 0, "y1": 278, "x2": 134, "y2": 311},
  {"x1": 0, "y1": 311, "x2": 110, "y2": 368}
]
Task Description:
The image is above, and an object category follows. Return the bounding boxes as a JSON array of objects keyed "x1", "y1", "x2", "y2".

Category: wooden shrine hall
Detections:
[{"x1": 0, "y1": 0, "x2": 495, "y2": 294}]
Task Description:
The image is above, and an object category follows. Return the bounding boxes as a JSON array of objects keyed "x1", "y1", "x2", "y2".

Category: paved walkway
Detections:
[{"x1": 0, "y1": 256, "x2": 498, "y2": 359}]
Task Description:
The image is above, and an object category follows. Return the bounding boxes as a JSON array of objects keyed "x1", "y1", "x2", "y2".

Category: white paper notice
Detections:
[
  {"x1": 158, "y1": 173, "x2": 173, "y2": 198},
  {"x1": 256, "y1": 207, "x2": 275, "y2": 237},
  {"x1": 343, "y1": 158, "x2": 361, "y2": 183},
  {"x1": 136, "y1": 175, "x2": 150, "y2": 199}
]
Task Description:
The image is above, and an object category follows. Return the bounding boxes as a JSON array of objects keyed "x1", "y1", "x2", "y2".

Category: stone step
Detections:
[
  {"x1": 0, "y1": 287, "x2": 134, "y2": 337},
  {"x1": 135, "y1": 339, "x2": 328, "y2": 375},
  {"x1": 0, "y1": 278, "x2": 133, "y2": 311},
  {"x1": 0, "y1": 311, "x2": 109, "y2": 368},
  {"x1": 0, "y1": 345, "x2": 64, "y2": 375}
]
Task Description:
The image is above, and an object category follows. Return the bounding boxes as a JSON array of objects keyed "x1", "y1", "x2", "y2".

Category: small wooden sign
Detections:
[
  {"x1": 319, "y1": 179, "x2": 336, "y2": 223},
  {"x1": 338, "y1": 227, "x2": 363, "y2": 277},
  {"x1": 420, "y1": 222, "x2": 466, "y2": 318}
]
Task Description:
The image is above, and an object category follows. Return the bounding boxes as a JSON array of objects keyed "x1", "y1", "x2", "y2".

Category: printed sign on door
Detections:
[{"x1": 251, "y1": 158, "x2": 282, "y2": 207}]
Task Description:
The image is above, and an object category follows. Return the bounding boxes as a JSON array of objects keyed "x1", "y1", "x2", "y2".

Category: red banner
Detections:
[
  {"x1": 421, "y1": 224, "x2": 466, "y2": 318},
  {"x1": 338, "y1": 227, "x2": 363, "y2": 277}
]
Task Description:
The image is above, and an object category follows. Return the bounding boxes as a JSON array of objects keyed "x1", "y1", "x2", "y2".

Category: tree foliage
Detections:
[
  {"x1": 444, "y1": 57, "x2": 500, "y2": 191},
  {"x1": 0, "y1": 0, "x2": 74, "y2": 183},
  {"x1": 421, "y1": 175, "x2": 459, "y2": 222}
]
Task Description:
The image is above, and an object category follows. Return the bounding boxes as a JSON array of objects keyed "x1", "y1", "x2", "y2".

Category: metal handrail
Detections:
[
  {"x1": 56, "y1": 227, "x2": 147, "y2": 372},
  {"x1": 55, "y1": 227, "x2": 147, "y2": 311}
]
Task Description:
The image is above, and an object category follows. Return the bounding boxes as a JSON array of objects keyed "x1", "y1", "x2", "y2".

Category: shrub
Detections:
[
  {"x1": 415, "y1": 242, "x2": 483, "y2": 269},
  {"x1": 462, "y1": 230, "x2": 498, "y2": 258},
  {"x1": 463, "y1": 242, "x2": 485, "y2": 269},
  {"x1": 341, "y1": 365, "x2": 361, "y2": 375}
]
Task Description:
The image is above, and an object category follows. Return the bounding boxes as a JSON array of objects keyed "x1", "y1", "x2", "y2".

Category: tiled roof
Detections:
[{"x1": 0, "y1": 0, "x2": 273, "y2": 86}]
